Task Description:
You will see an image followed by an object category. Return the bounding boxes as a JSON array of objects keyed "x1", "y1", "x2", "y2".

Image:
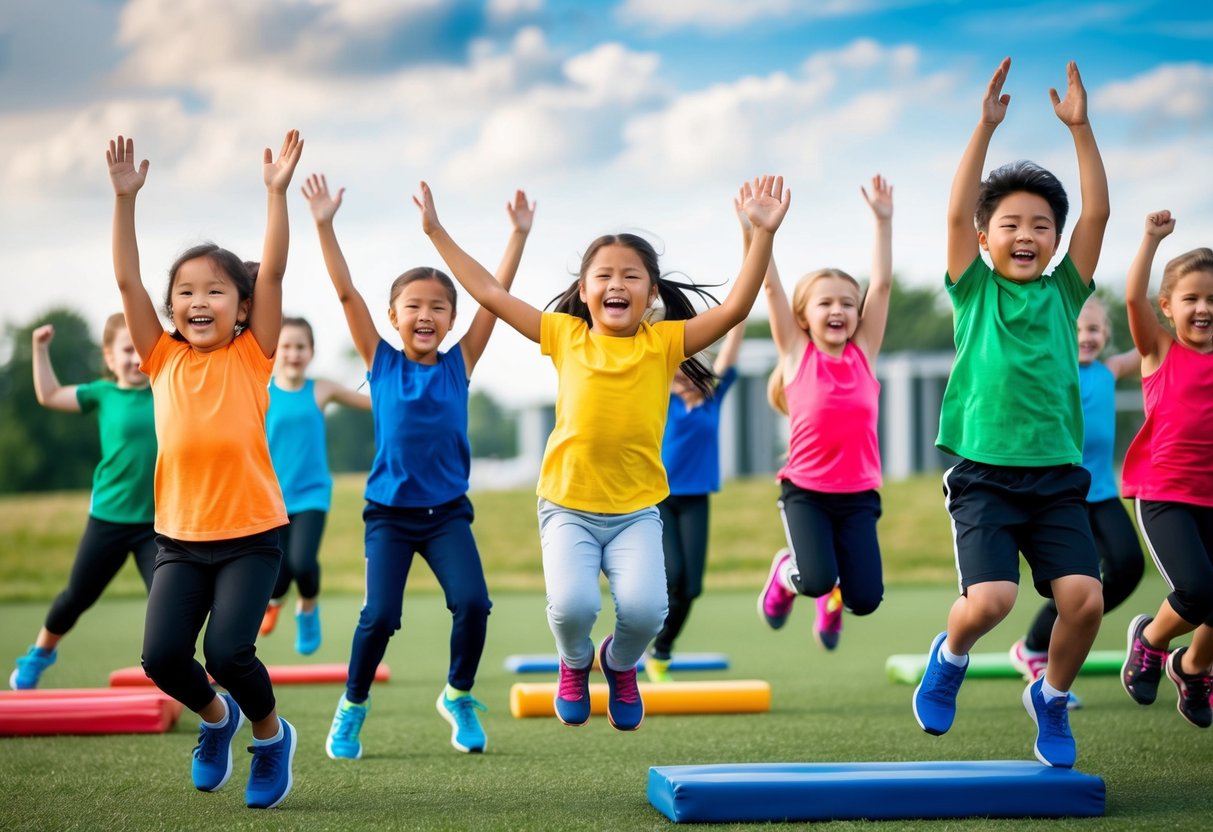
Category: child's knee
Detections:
[
  {"x1": 844, "y1": 590, "x2": 883, "y2": 617},
  {"x1": 357, "y1": 607, "x2": 402, "y2": 640},
  {"x1": 449, "y1": 591, "x2": 492, "y2": 623}
]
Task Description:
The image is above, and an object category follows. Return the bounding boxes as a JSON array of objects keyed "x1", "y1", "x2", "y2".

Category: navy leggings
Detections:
[
  {"x1": 345, "y1": 497, "x2": 491, "y2": 702},
  {"x1": 1137, "y1": 499, "x2": 1213, "y2": 627},
  {"x1": 653, "y1": 494, "x2": 710, "y2": 659},
  {"x1": 45, "y1": 516, "x2": 156, "y2": 635},
  {"x1": 271, "y1": 509, "x2": 326, "y2": 601}
]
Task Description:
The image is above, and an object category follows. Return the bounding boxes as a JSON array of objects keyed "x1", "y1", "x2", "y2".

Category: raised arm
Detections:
[
  {"x1": 1052, "y1": 62, "x2": 1108, "y2": 284},
  {"x1": 313, "y1": 378, "x2": 371, "y2": 411},
  {"x1": 737, "y1": 192, "x2": 800, "y2": 364},
  {"x1": 1103, "y1": 348, "x2": 1141, "y2": 382},
  {"x1": 106, "y1": 136, "x2": 163, "y2": 360},
  {"x1": 249, "y1": 129, "x2": 304, "y2": 357},
  {"x1": 31, "y1": 325, "x2": 82, "y2": 412},
  {"x1": 302, "y1": 174, "x2": 381, "y2": 369},
  {"x1": 459, "y1": 189, "x2": 535, "y2": 374},
  {"x1": 948, "y1": 58, "x2": 1010, "y2": 282},
  {"x1": 415, "y1": 181, "x2": 543, "y2": 344},
  {"x1": 853, "y1": 174, "x2": 894, "y2": 361},
  {"x1": 685, "y1": 175, "x2": 791, "y2": 357},
  {"x1": 1125, "y1": 211, "x2": 1176, "y2": 372}
]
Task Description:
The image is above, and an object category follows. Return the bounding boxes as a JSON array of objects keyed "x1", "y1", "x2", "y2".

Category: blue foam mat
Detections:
[
  {"x1": 504, "y1": 652, "x2": 729, "y2": 674},
  {"x1": 648, "y1": 760, "x2": 1105, "y2": 823}
]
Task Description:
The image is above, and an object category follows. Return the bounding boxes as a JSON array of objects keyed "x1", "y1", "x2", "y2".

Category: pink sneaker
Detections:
[
  {"x1": 758, "y1": 549, "x2": 796, "y2": 629},
  {"x1": 813, "y1": 586, "x2": 844, "y2": 651},
  {"x1": 1009, "y1": 639, "x2": 1048, "y2": 682}
]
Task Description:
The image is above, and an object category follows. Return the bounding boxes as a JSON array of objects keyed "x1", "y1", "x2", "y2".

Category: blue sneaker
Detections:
[
  {"x1": 192, "y1": 693, "x2": 246, "y2": 791},
  {"x1": 554, "y1": 657, "x2": 592, "y2": 726},
  {"x1": 437, "y1": 690, "x2": 488, "y2": 752},
  {"x1": 295, "y1": 607, "x2": 321, "y2": 656},
  {"x1": 326, "y1": 695, "x2": 369, "y2": 760},
  {"x1": 246, "y1": 717, "x2": 297, "y2": 809},
  {"x1": 912, "y1": 632, "x2": 967, "y2": 735},
  {"x1": 599, "y1": 635, "x2": 644, "y2": 731},
  {"x1": 1066, "y1": 690, "x2": 1083, "y2": 711},
  {"x1": 1023, "y1": 677, "x2": 1076, "y2": 767},
  {"x1": 9, "y1": 645, "x2": 57, "y2": 690}
]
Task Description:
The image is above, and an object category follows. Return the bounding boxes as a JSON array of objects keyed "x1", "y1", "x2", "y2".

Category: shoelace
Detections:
[
  {"x1": 924, "y1": 657, "x2": 964, "y2": 699},
  {"x1": 247, "y1": 743, "x2": 281, "y2": 783},
  {"x1": 1042, "y1": 695, "x2": 1072, "y2": 738},
  {"x1": 334, "y1": 704, "x2": 366, "y2": 739},
  {"x1": 1182, "y1": 673, "x2": 1213, "y2": 704},
  {"x1": 193, "y1": 722, "x2": 227, "y2": 762},
  {"x1": 1131, "y1": 640, "x2": 1166, "y2": 677},
  {"x1": 558, "y1": 663, "x2": 589, "y2": 700},
  {"x1": 610, "y1": 667, "x2": 640, "y2": 705},
  {"x1": 449, "y1": 696, "x2": 487, "y2": 729}
]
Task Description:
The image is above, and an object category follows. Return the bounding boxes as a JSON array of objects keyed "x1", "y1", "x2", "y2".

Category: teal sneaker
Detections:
[
  {"x1": 1023, "y1": 677, "x2": 1076, "y2": 768},
  {"x1": 9, "y1": 645, "x2": 57, "y2": 690},
  {"x1": 295, "y1": 607, "x2": 321, "y2": 656},
  {"x1": 326, "y1": 695, "x2": 369, "y2": 760},
  {"x1": 246, "y1": 717, "x2": 297, "y2": 809},
  {"x1": 912, "y1": 632, "x2": 967, "y2": 736},
  {"x1": 436, "y1": 690, "x2": 488, "y2": 753},
  {"x1": 192, "y1": 693, "x2": 246, "y2": 791}
]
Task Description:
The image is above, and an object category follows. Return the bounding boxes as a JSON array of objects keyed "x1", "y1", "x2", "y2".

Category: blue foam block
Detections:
[
  {"x1": 503, "y1": 652, "x2": 729, "y2": 674},
  {"x1": 648, "y1": 760, "x2": 1105, "y2": 823}
]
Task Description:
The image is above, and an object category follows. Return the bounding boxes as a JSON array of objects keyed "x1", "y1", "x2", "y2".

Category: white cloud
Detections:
[
  {"x1": 1094, "y1": 62, "x2": 1213, "y2": 126},
  {"x1": 616, "y1": 0, "x2": 931, "y2": 31},
  {"x1": 487, "y1": 0, "x2": 542, "y2": 23}
]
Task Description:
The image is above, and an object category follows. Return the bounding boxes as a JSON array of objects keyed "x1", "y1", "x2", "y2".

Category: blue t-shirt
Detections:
[
  {"x1": 364, "y1": 340, "x2": 470, "y2": 508},
  {"x1": 661, "y1": 367, "x2": 737, "y2": 496},
  {"x1": 1079, "y1": 361, "x2": 1119, "y2": 503},
  {"x1": 267, "y1": 378, "x2": 333, "y2": 514}
]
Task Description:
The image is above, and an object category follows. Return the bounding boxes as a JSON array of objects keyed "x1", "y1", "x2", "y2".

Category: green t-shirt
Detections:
[
  {"x1": 76, "y1": 381, "x2": 157, "y2": 524},
  {"x1": 936, "y1": 254, "x2": 1092, "y2": 466}
]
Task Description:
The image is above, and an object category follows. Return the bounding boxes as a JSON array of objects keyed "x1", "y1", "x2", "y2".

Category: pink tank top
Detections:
[
  {"x1": 777, "y1": 340, "x2": 882, "y2": 493},
  {"x1": 1122, "y1": 341, "x2": 1213, "y2": 507}
]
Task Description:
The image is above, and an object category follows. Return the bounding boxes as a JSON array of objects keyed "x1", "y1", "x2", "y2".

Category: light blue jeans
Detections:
[{"x1": 538, "y1": 499, "x2": 668, "y2": 671}]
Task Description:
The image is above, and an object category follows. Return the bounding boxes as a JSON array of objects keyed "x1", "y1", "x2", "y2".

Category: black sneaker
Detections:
[
  {"x1": 1121, "y1": 614, "x2": 1166, "y2": 705},
  {"x1": 1166, "y1": 647, "x2": 1213, "y2": 729}
]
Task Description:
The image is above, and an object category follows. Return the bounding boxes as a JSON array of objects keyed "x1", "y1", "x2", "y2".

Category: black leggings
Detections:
[
  {"x1": 1136, "y1": 499, "x2": 1213, "y2": 628},
  {"x1": 1024, "y1": 498, "x2": 1146, "y2": 651},
  {"x1": 44, "y1": 516, "x2": 156, "y2": 636},
  {"x1": 271, "y1": 510, "x2": 326, "y2": 601},
  {"x1": 653, "y1": 494, "x2": 710, "y2": 658},
  {"x1": 141, "y1": 528, "x2": 282, "y2": 721}
]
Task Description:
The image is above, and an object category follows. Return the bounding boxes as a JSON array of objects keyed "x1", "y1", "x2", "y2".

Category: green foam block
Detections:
[{"x1": 885, "y1": 649, "x2": 1124, "y2": 685}]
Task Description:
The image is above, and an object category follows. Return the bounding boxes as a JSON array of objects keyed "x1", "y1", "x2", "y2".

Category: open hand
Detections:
[
  {"x1": 412, "y1": 181, "x2": 442, "y2": 236},
  {"x1": 264, "y1": 129, "x2": 304, "y2": 193},
  {"x1": 733, "y1": 192, "x2": 754, "y2": 241},
  {"x1": 106, "y1": 135, "x2": 149, "y2": 198},
  {"x1": 506, "y1": 189, "x2": 536, "y2": 234},
  {"x1": 861, "y1": 174, "x2": 893, "y2": 220},
  {"x1": 740, "y1": 175, "x2": 791, "y2": 234},
  {"x1": 1144, "y1": 210, "x2": 1175, "y2": 239},
  {"x1": 982, "y1": 58, "x2": 1012, "y2": 126},
  {"x1": 300, "y1": 173, "x2": 344, "y2": 224},
  {"x1": 1050, "y1": 61, "x2": 1089, "y2": 128}
]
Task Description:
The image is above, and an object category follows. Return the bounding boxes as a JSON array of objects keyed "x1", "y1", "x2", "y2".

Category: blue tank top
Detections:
[
  {"x1": 364, "y1": 340, "x2": 470, "y2": 508},
  {"x1": 267, "y1": 378, "x2": 333, "y2": 513},
  {"x1": 661, "y1": 367, "x2": 737, "y2": 495},
  {"x1": 1079, "y1": 361, "x2": 1118, "y2": 503}
]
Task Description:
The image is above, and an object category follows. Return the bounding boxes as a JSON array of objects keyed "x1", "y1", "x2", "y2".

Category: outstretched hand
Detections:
[
  {"x1": 861, "y1": 174, "x2": 893, "y2": 220},
  {"x1": 106, "y1": 135, "x2": 149, "y2": 198},
  {"x1": 506, "y1": 189, "x2": 536, "y2": 234},
  {"x1": 1144, "y1": 210, "x2": 1175, "y2": 239},
  {"x1": 733, "y1": 191, "x2": 754, "y2": 241},
  {"x1": 740, "y1": 175, "x2": 791, "y2": 233},
  {"x1": 264, "y1": 129, "x2": 304, "y2": 193},
  {"x1": 32, "y1": 324, "x2": 54, "y2": 346},
  {"x1": 413, "y1": 181, "x2": 442, "y2": 236},
  {"x1": 301, "y1": 174, "x2": 344, "y2": 224},
  {"x1": 1050, "y1": 61, "x2": 1089, "y2": 128},
  {"x1": 982, "y1": 57, "x2": 1012, "y2": 126}
]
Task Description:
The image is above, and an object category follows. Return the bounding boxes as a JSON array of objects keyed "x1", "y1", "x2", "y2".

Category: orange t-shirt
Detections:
[{"x1": 141, "y1": 330, "x2": 287, "y2": 541}]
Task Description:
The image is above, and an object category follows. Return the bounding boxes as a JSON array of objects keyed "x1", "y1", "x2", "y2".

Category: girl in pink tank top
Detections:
[
  {"x1": 1118, "y1": 210, "x2": 1213, "y2": 728},
  {"x1": 756, "y1": 175, "x2": 893, "y2": 652}
]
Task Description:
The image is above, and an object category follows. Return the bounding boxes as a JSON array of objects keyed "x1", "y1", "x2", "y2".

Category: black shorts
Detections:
[{"x1": 942, "y1": 459, "x2": 1100, "y2": 597}]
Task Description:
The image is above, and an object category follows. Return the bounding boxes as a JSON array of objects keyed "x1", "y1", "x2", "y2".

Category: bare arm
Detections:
[
  {"x1": 31, "y1": 326, "x2": 81, "y2": 412},
  {"x1": 947, "y1": 58, "x2": 1010, "y2": 282},
  {"x1": 106, "y1": 136, "x2": 163, "y2": 360},
  {"x1": 301, "y1": 174, "x2": 381, "y2": 369},
  {"x1": 460, "y1": 190, "x2": 535, "y2": 374},
  {"x1": 1125, "y1": 211, "x2": 1176, "y2": 372},
  {"x1": 249, "y1": 130, "x2": 304, "y2": 357},
  {"x1": 685, "y1": 176, "x2": 791, "y2": 357},
  {"x1": 853, "y1": 174, "x2": 894, "y2": 362},
  {"x1": 1052, "y1": 62, "x2": 1109, "y2": 284},
  {"x1": 415, "y1": 181, "x2": 543, "y2": 344},
  {"x1": 1103, "y1": 347, "x2": 1141, "y2": 382},
  {"x1": 713, "y1": 321, "x2": 745, "y2": 375},
  {"x1": 313, "y1": 378, "x2": 371, "y2": 411}
]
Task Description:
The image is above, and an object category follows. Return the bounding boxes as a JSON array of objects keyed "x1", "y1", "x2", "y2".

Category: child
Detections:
[
  {"x1": 1119, "y1": 211, "x2": 1213, "y2": 729},
  {"x1": 261, "y1": 315, "x2": 371, "y2": 655},
  {"x1": 757, "y1": 174, "x2": 893, "y2": 652},
  {"x1": 911, "y1": 59, "x2": 1109, "y2": 769},
  {"x1": 9, "y1": 315, "x2": 156, "y2": 690},
  {"x1": 107, "y1": 130, "x2": 303, "y2": 809},
  {"x1": 304, "y1": 174, "x2": 532, "y2": 758},
  {"x1": 414, "y1": 174, "x2": 790, "y2": 730},
  {"x1": 1010, "y1": 295, "x2": 1144, "y2": 707}
]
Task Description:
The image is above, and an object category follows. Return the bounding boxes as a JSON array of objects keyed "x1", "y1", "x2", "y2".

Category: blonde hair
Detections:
[
  {"x1": 1160, "y1": 247, "x2": 1213, "y2": 301},
  {"x1": 768, "y1": 269, "x2": 862, "y2": 415},
  {"x1": 100, "y1": 312, "x2": 127, "y2": 380}
]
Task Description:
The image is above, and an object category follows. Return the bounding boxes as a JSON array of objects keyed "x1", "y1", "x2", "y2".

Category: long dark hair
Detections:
[{"x1": 546, "y1": 233, "x2": 719, "y2": 397}]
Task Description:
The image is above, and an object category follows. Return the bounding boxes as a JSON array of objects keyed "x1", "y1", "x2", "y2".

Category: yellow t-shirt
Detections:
[
  {"x1": 141, "y1": 330, "x2": 287, "y2": 541},
  {"x1": 538, "y1": 312, "x2": 686, "y2": 513}
]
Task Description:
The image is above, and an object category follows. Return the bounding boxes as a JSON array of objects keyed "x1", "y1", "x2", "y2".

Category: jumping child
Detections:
[
  {"x1": 415, "y1": 174, "x2": 790, "y2": 730},
  {"x1": 305, "y1": 174, "x2": 532, "y2": 758},
  {"x1": 757, "y1": 174, "x2": 893, "y2": 652},
  {"x1": 9, "y1": 315, "x2": 156, "y2": 690},
  {"x1": 1119, "y1": 211, "x2": 1213, "y2": 729},
  {"x1": 107, "y1": 130, "x2": 303, "y2": 809}
]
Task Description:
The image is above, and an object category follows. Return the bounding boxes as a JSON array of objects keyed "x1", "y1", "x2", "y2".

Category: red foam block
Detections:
[
  {"x1": 0, "y1": 689, "x2": 183, "y2": 736},
  {"x1": 108, "y1": 663, "x2": 390, "y2": 687}
]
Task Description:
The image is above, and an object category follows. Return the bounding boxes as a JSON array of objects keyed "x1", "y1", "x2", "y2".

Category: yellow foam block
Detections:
[{"x1": 509, "y1": 679, "x2": 770, "y2": 718}]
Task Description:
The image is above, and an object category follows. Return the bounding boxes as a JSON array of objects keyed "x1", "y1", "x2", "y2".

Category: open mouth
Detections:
[
  {"x1": 1011, "y1": 249, "x2": 1036, "y2": 264},
  {"x1": 414, "y1": 326, "x2": 436, "y2": 337},
  {"x1": 603, "y1": 297, "x2": 630, "y2": 311},
  {"x1": 188, "y1": 316, "x2": 214, "y2": 327}
]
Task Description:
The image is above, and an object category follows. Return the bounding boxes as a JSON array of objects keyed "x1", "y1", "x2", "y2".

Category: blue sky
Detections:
[{"x1": 2, "y1": 0, "x2": 1210, "y2": 404}]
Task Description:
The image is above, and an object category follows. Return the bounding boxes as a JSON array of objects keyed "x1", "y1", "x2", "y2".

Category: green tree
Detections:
[
  {"x1": 468, "y1": 390, "x2": 517, "y2": 459},
  {"x1": 0, "y1": 309, "x2": 103, "y2": 493},
  {"x1": 326, "y1": 406, "x2": 375, "y2": 473}
]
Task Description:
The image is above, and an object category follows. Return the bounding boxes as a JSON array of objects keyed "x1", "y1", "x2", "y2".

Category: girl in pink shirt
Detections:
[
  {"x1": 1119, "y1": 210, "x2": 1213, "y2": 729},
  {"x1": 757, "y1": 175, "x2": 893, "y2": 652}
]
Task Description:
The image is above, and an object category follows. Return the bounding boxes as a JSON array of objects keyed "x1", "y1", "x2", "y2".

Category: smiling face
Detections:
[
  {"x1": 103, "y1": 326, "x2": 148, "y2": 389},
  {"x1": 579, "y1": 244, "x2": 658, "y2": 337},
  {"x1": 1076, "y1": 299, "x2": 1110, "y2": 365},
  {"x1": 389, "y1": 276, "x2": 455, "y2": 363},
  {"x1": 169, "y1": 256, "x2": 250, "y2": 352},
  {"x1": 1160, "y1": 269, "x2": 1213, "y2": 352},
  {"x1": 798, "y1": 274, "x2": 861, "y2": 356},
  {"x1": 276, "y1": 324, "x2": 314, "y2": 385},
  {"x1": 978, "y1": 191, "x2": 1062, "y2": 283}
]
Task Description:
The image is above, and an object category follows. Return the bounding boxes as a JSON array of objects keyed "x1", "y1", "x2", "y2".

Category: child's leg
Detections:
[
  {"x1": 777, "y1": 484, "x2": 839, "y2": 597},
  {"x1": 832, "y1": 490, "x2": 884, "y2": 616},
  {"x1": 1137, "y1": 500, "x2": 1213, "y2": 650},
  {"x1": 1183, "y1": 625, "x2": 1213, "y2": 675},
  {"x1": 288, "y1": 510, "x2": 326, "y2": 611},
  {"x1": 43, "y1": 517, "x2": 143, "y2": 646},
  {"x1": 142, "y1": 555, "x2": 220, "y2": 713},
  {"x1": 268, "y1": 521, "x2": 295, "y2": 605},
  {"x1": 539, "y1": 500, "x2": 607, "y2": 669},
  {"x1": 654, "y1": 495, "x2": 708, "y2": 658},
  {"x1": 1043, "y1": 574, "x2": 1104, "y2": 690},
  {"x1": 946, "y1": 581, "x2": 1019, "y2": 654},
  {"x1": 1089, "y1": 498, "x2": 1146, "y2": 614},
  {"x1": 131, "y1": 524, "x2": 158, "y2": 592},
  {"x1": 600, "y1": 507, "x2": 667, "y2": 669}
]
